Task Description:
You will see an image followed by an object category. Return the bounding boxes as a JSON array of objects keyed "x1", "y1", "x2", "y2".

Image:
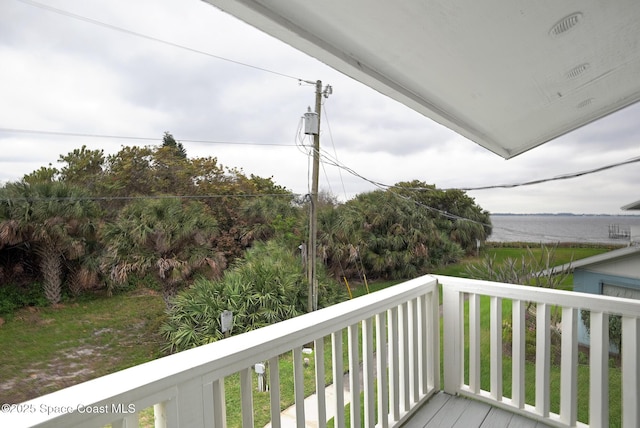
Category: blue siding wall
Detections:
[{"x1": 573, "y1": 268, "x2": 640, "y2": 350}]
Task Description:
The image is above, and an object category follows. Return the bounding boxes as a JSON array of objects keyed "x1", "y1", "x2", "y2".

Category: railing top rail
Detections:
[
  {"x1": 432, "y1": 274, "x2": 640, "y2": 317},
  {"x1": 5, "y1": 276, "x2": 438, "y2": 428}
]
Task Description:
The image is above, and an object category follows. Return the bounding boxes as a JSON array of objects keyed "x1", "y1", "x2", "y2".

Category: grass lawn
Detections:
[{"x1": 0, "y1": 289, "x2": 166, "y2": 405}]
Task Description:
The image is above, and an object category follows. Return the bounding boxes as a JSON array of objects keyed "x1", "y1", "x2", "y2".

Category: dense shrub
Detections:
[
  {"x1": 0, "y1": 283, "x2": 48, "y2": 315},
  {"x1": 161, "y1": 240, "x2": 344, "y2": 352}
]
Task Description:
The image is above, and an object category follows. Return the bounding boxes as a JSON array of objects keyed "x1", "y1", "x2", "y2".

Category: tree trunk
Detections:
[{"x1": 40, "y1": 242, "x2": 62, "y2": 304}]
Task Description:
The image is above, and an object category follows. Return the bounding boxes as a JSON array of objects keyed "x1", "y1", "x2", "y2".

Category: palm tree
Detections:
[
  {"x1": 0, "y1": 181, "x2": 101, "y2": 304},
  {"x1": 101, "y1": 198, "x2": 222, "y2": 303}
]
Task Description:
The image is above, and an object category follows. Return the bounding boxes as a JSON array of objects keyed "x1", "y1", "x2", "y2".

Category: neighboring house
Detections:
[
  {"x1": 570, "y1": 246, "x2": 640, "y2": 349},
  {"x1": 548, "y1": 200, "x2": 640, "y2": 349}
]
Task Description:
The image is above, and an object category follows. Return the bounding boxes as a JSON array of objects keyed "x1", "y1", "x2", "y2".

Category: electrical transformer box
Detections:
[{"x1": 303, "y1": 111, "x2": 319, "y2": 135}]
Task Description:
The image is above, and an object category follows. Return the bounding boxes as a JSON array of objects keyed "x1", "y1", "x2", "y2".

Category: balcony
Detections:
[{"x1": 3, "y1": 275, "x2": 639, "y2": 428}]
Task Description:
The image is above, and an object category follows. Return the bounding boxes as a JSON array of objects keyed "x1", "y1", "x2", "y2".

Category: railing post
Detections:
[
  {"x1": 409, "y1": 298, "x2": 420, "y2": 404},
  {"x1": 154, "y1": 402, "x2": 167, "y2": 428},
  {"x1": 399, "y1": 302, "x2": 410, "y2": 412},
  {"x1": 511, "y1": 299, "x2": 525, "y2": 409},
  {"x1": 442, "y1": 284, "x2": 463, "y2": 394},
  {"x1": 375, "y1": 312, "x2": 389, "y2": 428},
  {"x1": 268, "y1": 357, "x2": 281, "y2": 428},
  {"x1": 348, "y1": 323, "x2": 361, "y2": 428},
  {"x1": 430, "y1": 285, "x2": 440, "y2": 392},
  {"x1": 469, "y1": 293, "x2": 480, "y2": 394},
  {"x1": 203, "y1": 380, "x2": 224, "y2": 428},
  {"x1": 489, "y1": 296, "x2": 502, "y2": 401},
  {"x1": 362, "y1": 317, "x2": 375, "y2": 427},
  {"x1": 292, "y1": 347, "x2": 305, "y2": 427},
  {"x1": 314, "y1": 338, "x2": 327, "y2": 428},
  {"x1": 590, "y1": 311, "x2": 609, "y2": 428},
  {"x1": 535, "y1": 303, "x2": 551, "y2": 417},
  {"x1": 622, "y1": 316, "x2": 640, "y2": 428},
  {"x1": 388, "y1": 307, "x2": 400, "y2": 421},
  {"x1": 560, "y1": 307, "x2": 578, "y2": 426},
  {"x1": 331, "y1": 330, "x2": 346, "y2": 428},
  {"x1": 240, "y1": 368, "x2": 254, "y2": 427}
]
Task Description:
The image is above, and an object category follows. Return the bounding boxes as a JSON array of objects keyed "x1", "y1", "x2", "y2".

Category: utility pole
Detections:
[{"x1": 305, "y1": 79, "x2": 331, "y2": 312}]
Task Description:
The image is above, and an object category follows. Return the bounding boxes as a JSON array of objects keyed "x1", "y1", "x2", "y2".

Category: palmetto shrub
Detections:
[{"x1": 161, "y1": 240, "x2": 344, "y2": 352}]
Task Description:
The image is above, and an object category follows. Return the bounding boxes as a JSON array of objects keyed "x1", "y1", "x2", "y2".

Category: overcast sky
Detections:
[{"x1": 2, "y1": 0, "x2": 640, "y2": 215}]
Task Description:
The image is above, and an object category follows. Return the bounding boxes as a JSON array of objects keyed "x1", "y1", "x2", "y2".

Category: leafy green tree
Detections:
[
  {"x1": 101, "y1": 197, "x2": 222, "y2": 302},
  {"x1": 0, "y1": 181, "x2": 101, "y2": 304},
  {"x1": 58, "y1": 146, "x2": 105, "y2": 191},
  {"x1": 328, "y1": 189, "x2": 464, "y2": 280},
  {"x1": 22, "y1": 165, "x2": 59, "y2": 184},
  {"x1": 239, "y1": 195, "x2": 301, "y2": 246},
  {"x1": 162, "y1": 131, "x2": 187, "y2": 159},
  {"x1": 161, "y1": 240, "x2": 343, "y2": 352},
  {"x1": 104, "y1": 146, "x2": 155, "y2": 197},
  {"x1": 394, "y1": 181, "x2": 491, "y2": 252}
]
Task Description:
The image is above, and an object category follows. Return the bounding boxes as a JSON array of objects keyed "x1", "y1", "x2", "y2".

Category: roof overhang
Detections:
[
  {"x1": 545, "y1": 246, "x2": 640, "y2": 276},
  {"x1": 622, "y1": 200, "x2": 640, "y2": 211},
  {"x1": 202, "y1": 0, "x2": 640, "y2": 158}
]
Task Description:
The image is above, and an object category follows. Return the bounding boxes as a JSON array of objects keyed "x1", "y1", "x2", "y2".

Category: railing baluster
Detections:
[
  {"x1": 240, "y1": 368, "x2": 254, "y2": 427},
  {"x1": 363, "y1": 317, "x2": 375, "y2": 427},
  {"x1": 348, "y1": 323, "x2": 361, "y2": 428},
  {"x1": 560, "y1": 307, "x2": 578, "y2": 426},
  {"x1": 332, "y1": 330, "x2": 346, "y2": 428},
  {"x1": 469, "y1": 293, "x2": 480, "y2": 394},
  {"x1": 153, "y1": 402, "x2": 167, "y2": 428},
  {"x1": 622, "y1": 316, "x2": 640, "y2": 428},
  {"x1": 590, "y1": 311, "x2": 609, "y2": 427},
  {"x1": 211, "y1": 379, "x2": 226, "y2": 428},
  {"x1": 388, "y1": 307, "x2": 400, "y2": 422},
  {"x1": 511, "y1": 299, "x2": 525, "y2": 409},
  {"x1": 111, "y1": 413, "x2": 138, "y2": 428},
  {"x1": 292, "y1": 347, "x2": 305, "y2": 427},
  {"x1": 399, "y1": 301, "x2": 410, "y2": 412},
  {"x1": 409, "y1": 298, "x2": 419, "y2": 404},
  {"x1": 428, "y1": 288, "x2": 440, "y2": 392},
  {"x1": 490, "y1": 296, "x2": 503, "y2": 401},
  {"x1": 314, "y1": 338, "x2": 327, "y2": 428},
  {"x1": 268, "y1": 357, "x2": 281, "y2": 428},
  {"x1": 535, "y1": 303, "x2": 551, "y2": 417},
  {"x1": 418, "y1": 294, "x2": 428, "y2": 395},
  {"x1": 376, "y1": 312, "x2": 389, "y2": 428}
]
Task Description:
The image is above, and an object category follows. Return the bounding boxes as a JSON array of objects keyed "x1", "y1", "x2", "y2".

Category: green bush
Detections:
[
  {"x1": 161, "y1": 240, "x2": 344, "y2": 352},
  {"x1": 0, "y1": 282, "x2": 48, "y2": 315}
]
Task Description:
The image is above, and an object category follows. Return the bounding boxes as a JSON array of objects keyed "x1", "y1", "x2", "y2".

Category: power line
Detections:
[
  {"x1": 0, "y1": 127, "x2": 297, "y2": 147},
  {"x1": 455, "y1": 155, "x2": 640, "y2": 191},
  {"x1": 14, "y1": 0, "x2": 307, "y2": 82},
  {"x1": 1, "y1": 193, "x2": 300, "y2": 202}
]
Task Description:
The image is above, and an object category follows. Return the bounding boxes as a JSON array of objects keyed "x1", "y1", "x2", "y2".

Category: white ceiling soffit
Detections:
[{"x1": 202, "y1": 0, "x2": 640, "y2": 159}]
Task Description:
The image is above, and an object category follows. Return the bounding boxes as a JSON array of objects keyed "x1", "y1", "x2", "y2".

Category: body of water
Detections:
[{"x1": 488, "y1": 214, "x2": 640, "y2": 244}]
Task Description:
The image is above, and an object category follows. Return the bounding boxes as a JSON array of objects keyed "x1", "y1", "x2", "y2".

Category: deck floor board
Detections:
[{"x1": 402, "y1": 392, "x2": 553, "y2": 428}]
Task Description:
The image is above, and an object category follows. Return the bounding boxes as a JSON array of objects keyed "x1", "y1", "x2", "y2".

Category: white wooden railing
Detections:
[
  {"x1": 435, "y1": 275, "x2": 640, "y2": 428},
  {"x1": 5, "y1": 274, "x2": 639, "y2": 428},
  {"x1": 1, "y1": 276, "x2": 439, "y2": 428}
]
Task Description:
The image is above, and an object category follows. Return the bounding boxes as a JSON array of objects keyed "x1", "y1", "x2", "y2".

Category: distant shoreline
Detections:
[{"x1": 491, "y1": 213, "x2": 640, "y2": 217}]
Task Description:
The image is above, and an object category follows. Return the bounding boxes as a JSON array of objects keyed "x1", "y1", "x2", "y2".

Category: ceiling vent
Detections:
[
  {"x1": 549, "y1": 13, "x2": 583, "y2": 37},
  {"x1": 576, "y1": 98, "x2": 594, "y2": 109},
  {"x1": 566, "y1": 63, "x2": 590, "y2": 79}
]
